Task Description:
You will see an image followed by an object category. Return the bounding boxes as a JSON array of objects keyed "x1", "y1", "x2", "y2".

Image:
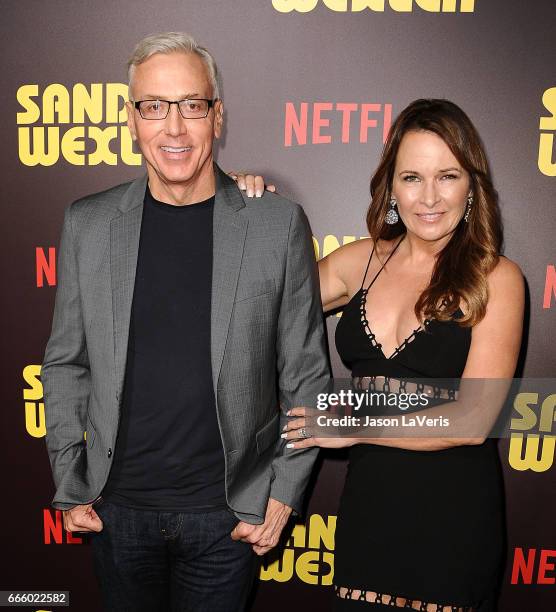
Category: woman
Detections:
[{"x1": 235, "y1": 99, "x2": 524, "y2": 611}]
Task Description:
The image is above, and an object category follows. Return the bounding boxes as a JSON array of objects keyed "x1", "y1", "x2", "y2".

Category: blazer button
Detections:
[{"x1": 108, "y1": 448, "x2": 113, "y2": 458}]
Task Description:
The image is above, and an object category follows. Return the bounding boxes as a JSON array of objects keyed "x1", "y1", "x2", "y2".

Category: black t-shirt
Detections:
[{"x1": 103, "y1": 187, "x2": 226, "y2": 511}]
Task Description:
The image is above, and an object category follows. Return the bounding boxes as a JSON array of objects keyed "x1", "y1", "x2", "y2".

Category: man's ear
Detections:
[
  {"x1": 126, "y1": 100, "x2": 137, "y2": 141},
  {"x1": 213, "y1": 99, "x2": 224, "y2": 139}
]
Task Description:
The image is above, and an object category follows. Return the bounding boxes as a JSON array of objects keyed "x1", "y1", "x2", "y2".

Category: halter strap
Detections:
[
  {"x1": 360, "y1": 244, "x2": 376, "y2": 289},
  {"x1": 361, "y1": 234, "x2": 405, "y2": 292}
]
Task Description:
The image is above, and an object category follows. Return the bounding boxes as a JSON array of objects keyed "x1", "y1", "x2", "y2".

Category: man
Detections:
[{"x1": 42, "y1": 32, "x2": 329, "y2": 612}]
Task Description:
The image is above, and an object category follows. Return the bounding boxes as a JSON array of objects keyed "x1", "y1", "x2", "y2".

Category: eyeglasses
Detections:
[{"x1": 133, "y1": 98, "x2": 216, "y2": 120}]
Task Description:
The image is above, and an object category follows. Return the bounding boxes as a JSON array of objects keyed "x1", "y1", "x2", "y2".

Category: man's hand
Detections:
[
  {"x1": 230, "y1": 497, "x2": 292, "y2": 556},
  {"x1": 63, "y1": 503, "x2": 103, "y2": 533}
]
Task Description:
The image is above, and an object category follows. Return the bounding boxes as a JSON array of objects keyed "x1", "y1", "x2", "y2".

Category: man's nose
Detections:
[{"x1": 164, "y1": 104, "x2": 187, "y2": 137}]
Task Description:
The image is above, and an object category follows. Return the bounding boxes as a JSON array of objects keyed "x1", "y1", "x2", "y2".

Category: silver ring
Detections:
[{"x1": 299, "y1": 427, "x2": 308, "y2": 439}]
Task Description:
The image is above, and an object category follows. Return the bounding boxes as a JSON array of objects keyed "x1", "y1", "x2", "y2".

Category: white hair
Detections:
[{"x1": 127, "y1": 31, "x2": 220, "y2": 99}]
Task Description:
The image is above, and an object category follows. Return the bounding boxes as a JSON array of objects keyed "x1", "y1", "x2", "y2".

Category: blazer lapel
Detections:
[
  {"x1": 110, "y1": 175, "x2": 147, "y2": 400},
  {"x1": 109, "y1": 168, "x2": 246, "y2": 400},
  {"x1": 211, "y1": 166, "x2": 248, "y2": 392}
]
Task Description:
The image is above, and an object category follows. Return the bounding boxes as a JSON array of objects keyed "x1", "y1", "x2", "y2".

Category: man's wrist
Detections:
[{"x1": 269, "y1": 498, "x2": 293, "y2": 515}]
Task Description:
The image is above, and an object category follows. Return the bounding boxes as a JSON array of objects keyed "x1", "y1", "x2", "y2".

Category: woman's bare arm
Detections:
[
  {"x1": 285, "y1": 256, "x2": 525, "y2": 452},
  {"x1": 319, "y1": 239, "x2": 374, "y2": 312},
  {"x1": 347, "y1": 256, "x2": 525, "y2": 450}
]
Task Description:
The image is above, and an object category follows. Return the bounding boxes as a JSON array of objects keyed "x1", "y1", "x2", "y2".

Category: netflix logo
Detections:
[
  {"x1": 544, "y1": 265, "x2": 556, "y2": 309},
  {"x1": 43, "y1": 509, "x2": 83, "y2": 545},
  {"x1": 36, "y1": 247, "x2": 56, "y2": 287},
  {"x1": 284, "y1": 101, "x2": 392, "y2": 147},
  {"x1": 511, "y1": 547, "x2": 556, "y2": 585}
]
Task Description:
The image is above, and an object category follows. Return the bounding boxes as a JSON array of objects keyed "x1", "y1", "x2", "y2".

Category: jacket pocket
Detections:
[
  {"x1": 86, "y1": 414, "x2": 96, "y2": 449},
  {"x1": 234, "y1": 278, "x2": 276, "y2": 303},
  {"x1": 256, "y1": 413, "x2": 280, "y2": 455}
]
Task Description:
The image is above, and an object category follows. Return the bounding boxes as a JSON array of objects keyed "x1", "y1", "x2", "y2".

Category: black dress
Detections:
[{"x1": 332, "y1": 241, "x2": 504, "y2": 611}]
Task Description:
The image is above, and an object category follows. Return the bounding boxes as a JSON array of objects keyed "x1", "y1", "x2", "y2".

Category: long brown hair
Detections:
[{"x1": 366, "y1": 99, "x2": 503, "y2": 326}]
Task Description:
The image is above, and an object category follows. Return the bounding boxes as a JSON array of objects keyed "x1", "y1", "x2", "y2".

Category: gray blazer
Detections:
[{"x1": 42, "y1": 165, "x2": 330, "y2": 523}]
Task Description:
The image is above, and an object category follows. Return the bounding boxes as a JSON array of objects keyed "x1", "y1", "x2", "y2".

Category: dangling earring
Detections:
[
  {"x1": 385, "y1": 197, "x2": 399, "y2": 225},
  {"x1": 464, "y1": 194, "x2": 473, "y2": 223}
]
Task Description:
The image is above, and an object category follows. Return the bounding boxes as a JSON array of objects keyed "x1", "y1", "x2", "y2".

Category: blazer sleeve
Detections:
[
  {"x1": 42, "y1": 204, "x2": 91, "y2": 496},
  {"x1": 270, "y1": 204, "x2": 330, "y2": 514}
]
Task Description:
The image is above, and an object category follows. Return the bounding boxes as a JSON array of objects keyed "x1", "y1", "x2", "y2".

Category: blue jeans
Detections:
[{"x1": 91, "y1": 501, "x2": 257, "y2": 612}]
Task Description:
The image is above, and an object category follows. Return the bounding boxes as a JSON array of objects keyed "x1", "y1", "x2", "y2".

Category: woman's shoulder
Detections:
[
  {"x1": 488, "y1": 255, "x2": 524, "y2": 292},
  {"x1": 319, "y1": 237, "x2": 374, "y2": 291},
  {"x1": 479, "y1": 255, "x2": 525, "y2": 321},
  {"x1": 322, "y1": 236, "x2": 373, "y2": 267},
  {"x1": 322, "y1": 236, "x2": 406, "y2": 293},
  {"x1": 325, "y1": 235, "x2": 401, "y2": 263}
]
